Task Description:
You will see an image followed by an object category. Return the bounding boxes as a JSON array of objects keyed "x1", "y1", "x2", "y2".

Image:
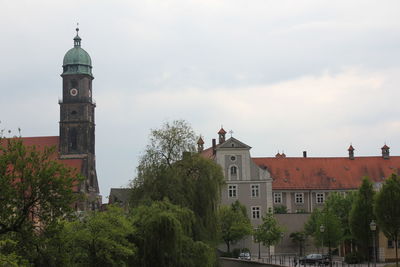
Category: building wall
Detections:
[
  {"x1": 378, "y1": 231, "x2": 400, "y2": 262},
  {"x1": 216, "y1": 138, "x2": 273, "y2": 256}
]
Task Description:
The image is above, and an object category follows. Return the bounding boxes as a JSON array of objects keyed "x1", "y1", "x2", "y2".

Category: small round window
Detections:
[{"x1": 230, "y1": 156, "x2": 236, "y2": 161}]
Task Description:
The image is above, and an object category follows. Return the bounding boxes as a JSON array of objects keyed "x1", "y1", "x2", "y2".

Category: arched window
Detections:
[
  {"x1": 69, "y1": 128, "x2": 78, "y2": 151},
  {"x1": 230, "y1": 166, "x2": 237, "y2": 175},
  {"x1": 228, "y1": 165, "x2": 239, "y2": 181}
]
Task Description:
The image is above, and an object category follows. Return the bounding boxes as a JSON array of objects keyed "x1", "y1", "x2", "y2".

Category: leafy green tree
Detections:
[
  {"x1": 349, "y1": 178, "x2": 375, "y2": 261},
  {"x1": 138, "y1": 119, "x2": 196, "y2": 168},
  {"x1": 324, "y1": 192, "x2": 355, "y2": 242},
  {"x1": 0, "y1": 137, "x2": 81, "y2": 236},
  {"x1": 63, "y1": 206, "x2": 136, "y2": 267},
  {"x1": 0, "y1": 239, "x2": 28, "y2": 266},
  {"x1": 290, "y1": 231, "x2": 306, "y2": 256},
  {"x1": 131, "y1": 200, "x2": 215, "y2": 267},
  {"x1": 304, "y1": 208, "x2": 322, "y2": 238},
  {"x1": 375, "y1": 173, "x2": 400, "y2": 267},
  {"x1": 254, "y1": 211, "x2": 284, "y2": 256},
  {"x1": 305, "y1": 198, "x2": 343, "y2": 262},
  {"x1": 131, "y1": 120, "x2": 224, "y2": 243},
  {"x1": 172, "y1": 153, "x2": 224, "y2": 242},
  {"x1": 218, "y1": 201, "x2": 252, "y2": 253},
  {"x1": 316, "y1": 210, "x2": 343, "y2": 266}
]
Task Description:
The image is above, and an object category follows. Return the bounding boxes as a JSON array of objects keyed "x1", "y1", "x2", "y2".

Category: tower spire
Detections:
[{"x1": 74, "y1": 24, "x2": 81, "y2": 47}]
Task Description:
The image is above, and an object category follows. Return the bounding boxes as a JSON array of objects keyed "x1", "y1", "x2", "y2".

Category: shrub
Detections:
[
  {"x1": 274, "y1": 205, "x2": 288, "y2": 214},
  {"x1": 344, "y1": 251, "x2": 364, "y2": 264}
]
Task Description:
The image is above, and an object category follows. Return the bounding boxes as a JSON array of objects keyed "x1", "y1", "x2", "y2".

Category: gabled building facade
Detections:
[
  {"x1": 201, "y1": 128, "x2": 400, "y2": 260},
  {"x1": 200, "y1": 128, "x2": 273, "y2": 255}
]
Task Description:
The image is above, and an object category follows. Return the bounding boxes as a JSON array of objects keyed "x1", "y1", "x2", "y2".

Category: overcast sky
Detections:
[{"x1": 1, "y1": 0, "x2": 400, "y2": 202}]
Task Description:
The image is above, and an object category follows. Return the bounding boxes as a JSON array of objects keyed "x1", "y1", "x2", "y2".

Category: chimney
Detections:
[
  {"x1": 303, "y1": 151, "x2": 307, "y2": 158},
  {"x1": 212, "y1": 139, "x2": 216, "y2": 155},
  {"x1": 381, "y1": 144, "x2": 390, "y2": 159},
  {"x1": 348, "y1": 145, "x2": 355, "y2": 160}
]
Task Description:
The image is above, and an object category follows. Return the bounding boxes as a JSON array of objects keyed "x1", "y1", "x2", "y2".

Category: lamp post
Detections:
[
  {"x1": 320, "y1": 224, "x2": 325, "y2": 255},
  {"x1": 370, "y1": 220, "x2": 377, "y2": 267}
]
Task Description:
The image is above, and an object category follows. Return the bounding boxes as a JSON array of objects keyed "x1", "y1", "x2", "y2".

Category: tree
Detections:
[
  {"x1": 375, "y1": 173, "x2": 400, "y2": 267},
  {"x1": 0, "y1": 239, "x2": 28, "y2": 266},
  {"x1": 130, "y1": 120, "x2": 225, "y2": 243},
  {"x1": 218, "y1": 201, "x2": 252, "y2": 253},
  {"x1": 254, "y1": 212, "x2": 284, "y2": 256},
  {"x1": 324, "y1": 192, "x2": 355, "y2": 243},
  {"x1": 131, "y1": 199, "x2": 215, "y2": 267},
  {"x1": 138, "y1": 119, "x2": 196, "y2": 168},
  {"x1": 304, "y1": 208, "x2": 322, "y2": 238},
  {"x1": 63, "y1": 206, "x2": 136, "y2": 267},
  {"x1": 290, "y1": 231, "x2": 307, "y2": 256},
  {"x1": 322, "y1": 192, "x2": 355, "y2": 256},
  {"x1": 316, "y1": 210, "x2": 343, "y2": 267},
  {"x1": 305, "y1": 199, "x2": 343, "y2": 263},
  {"x1": 0, "y1": 137, "x2": 81, "y2": 236},
  {"x1": 349, "y1": 178, "x2": 375, "y2": 261}
]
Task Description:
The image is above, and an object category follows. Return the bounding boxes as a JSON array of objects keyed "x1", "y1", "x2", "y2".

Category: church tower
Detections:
[{"x1": 59, "y1": 28, "x2": 100, "y2": 210}]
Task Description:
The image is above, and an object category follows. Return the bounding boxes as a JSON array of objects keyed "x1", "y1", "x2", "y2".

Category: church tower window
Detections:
[{"x1": 69, "y1": 128, "x2": 78, "y2": 150}]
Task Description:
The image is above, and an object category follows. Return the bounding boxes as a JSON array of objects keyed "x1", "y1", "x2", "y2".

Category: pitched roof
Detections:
[
  {"x1": 2, "y1": 136, "x2": 84, "y2": 188},
  {"x1": 218, "y1": 128, "x2": 227, "y2": 134},
  {"x1": 109, "y1": 188, "x2": 131, "y2": 205},
  {"x1": 253, "y1": 156, "x2": 400, "y2": 190},
  {"x1": 200, "y1": 147, "x2": 215, "y2": 159}
]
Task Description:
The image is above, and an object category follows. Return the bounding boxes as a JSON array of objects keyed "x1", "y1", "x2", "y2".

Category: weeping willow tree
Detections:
[
  {"x1": 130, "y1": 120, "x2": 225, "y2": 245},
  {"x1": 131, "y1": 200, "x2": 215, "y2": 267}
]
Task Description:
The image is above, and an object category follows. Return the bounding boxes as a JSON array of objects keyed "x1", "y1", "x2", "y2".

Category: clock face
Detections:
[{"x1": 70, "y1": 88, "x2": 78, "y2": 96}]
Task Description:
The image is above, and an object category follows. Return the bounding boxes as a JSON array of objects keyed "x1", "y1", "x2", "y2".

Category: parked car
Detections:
[
  {"x1": 238, "y1": 252, "x2": 251, "y2": 260},
  {"x1": 299, "y1": 254, "x2": 329, "y2": 266}
]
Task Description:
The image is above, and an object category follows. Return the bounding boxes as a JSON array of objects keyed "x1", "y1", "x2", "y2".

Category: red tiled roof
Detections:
[
  {"x1": 253, "y1": 156, "x2": 400, "y2": 190},
  {"x1": 19, "y1": 136, "x2": 82, "y2": 170},
  {"x1": 218, "y1": 128, "x2": 227, "y2": 134},
  {"x1": 19, "y1": 136, "x2": 59, "y2": 148},
  {"x1": 200, "y1": 147, "x2": 215, "y2": 160},
  {"x1": 3, "y1": 136, "x2": 83, "y2": 190}
]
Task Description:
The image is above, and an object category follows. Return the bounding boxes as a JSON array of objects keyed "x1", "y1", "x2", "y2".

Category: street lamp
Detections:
[
  {"x1": 320, "y1": 224, "x2": 325, "y2": 255},
  {"x1": 370, "y1": 220, "x2": 377, "y2": 267}
]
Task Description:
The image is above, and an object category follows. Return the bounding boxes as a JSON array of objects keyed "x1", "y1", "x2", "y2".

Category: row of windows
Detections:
[
  {"x1": 273, "y1": 192, "x2": 325, "y2": 204},
  {"x1": 228, "y1": 184, "x2": 260, "y2": 198},
  {"x1": 388, "y1": 240, "x2": 400, "y2": 248}
]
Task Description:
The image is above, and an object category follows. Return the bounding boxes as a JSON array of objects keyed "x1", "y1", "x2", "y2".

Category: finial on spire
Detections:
[{"x1": 73, "y1": 23, "x2": 82, "y2": 47}]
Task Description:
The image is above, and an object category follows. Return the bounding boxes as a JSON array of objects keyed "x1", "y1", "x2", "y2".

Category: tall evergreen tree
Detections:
[
  {"x1": 374, "y1": 173, "x2": 400, "y2": 267},
  {"x1": 349, "y1": 178, "x2": 375, "y2": 261}
]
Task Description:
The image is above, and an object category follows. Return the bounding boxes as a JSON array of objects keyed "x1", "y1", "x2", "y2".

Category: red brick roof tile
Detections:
[
  {"x1": 253, "y1": 156, "x2": 400, "y2": 190},
  {"x1": 3, "y1": 136, "x2": 83, "y2": 191}
]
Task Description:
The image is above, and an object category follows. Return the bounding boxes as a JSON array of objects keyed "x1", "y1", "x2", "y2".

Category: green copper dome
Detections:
[{"x1": 62, "y1": 28, "x2": 93, "y2": 77}]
